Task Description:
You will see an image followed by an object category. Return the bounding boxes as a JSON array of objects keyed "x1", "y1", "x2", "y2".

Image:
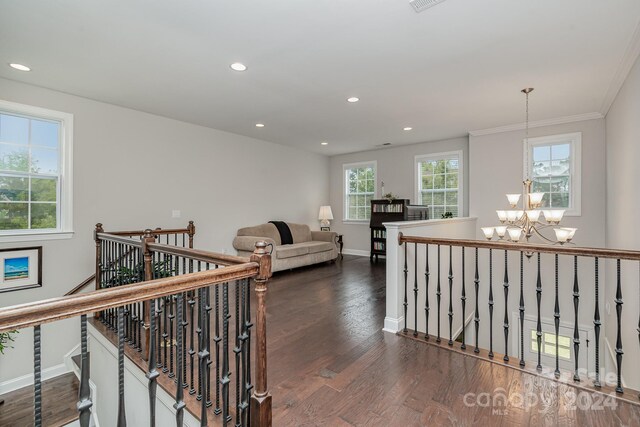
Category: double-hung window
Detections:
[
  {"x1": 343, "y1": 161, "x2": 376, "y2": 221},
  {"x1": 525, "y1": 132, "x2": 581, "y2": 215},
  {"x1": 415, "y1": 151, "x2": 463, "y2": 218},
  {"x1": 0, "y1": 100, "x2": 73, "y2": 240}
]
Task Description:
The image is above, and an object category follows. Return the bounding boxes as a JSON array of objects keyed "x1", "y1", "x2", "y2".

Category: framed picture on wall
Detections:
[{"x1": 0, "y1": 247, "x2": 42, "y2": 293}]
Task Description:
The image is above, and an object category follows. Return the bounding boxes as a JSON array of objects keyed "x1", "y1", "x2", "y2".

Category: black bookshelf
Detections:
[{"x1": 369, "y1": 199, "x2": 430, "y2": 262}]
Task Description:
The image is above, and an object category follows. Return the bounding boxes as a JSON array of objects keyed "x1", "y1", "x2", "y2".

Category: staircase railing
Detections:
[
  {"x1": 0, "y1": 225, "x2": 272, "y2": 427},
  {"x1": 397, "y1": 233, "x2": 640, "y2": 402}
]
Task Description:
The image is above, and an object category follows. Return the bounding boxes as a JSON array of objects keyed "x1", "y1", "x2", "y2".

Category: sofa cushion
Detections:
[
  {"x1": 237, "y1": 223, "x2": 281, "y2": 245},
  {"x1": 305, "y1": 241, "x2": 335, "y2": 254},
  {"x1": 287, "y1": 223, "x2": 313, "y2": 243},
  {"x1": 276, "y1": 244, "x2": 309, "y2": 259}
]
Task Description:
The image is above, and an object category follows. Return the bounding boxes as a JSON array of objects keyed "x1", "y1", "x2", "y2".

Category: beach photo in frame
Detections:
[{"x1": 0, "y1": 247, "x2": 42, "y2": 293}]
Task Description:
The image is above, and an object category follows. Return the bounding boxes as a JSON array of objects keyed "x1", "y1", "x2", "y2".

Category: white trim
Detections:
[
  {"x1": 0, "y1": 231, "x2": 73, "y2": 243},
  {"x1": 383, "y1": 316, "x2": 404, "y2": 333},
  {"x1": 341, "y1": 248, "x2": 369, "y2": 257},
  {"x1": 468, "y1": 112, "x2": 603, "y2": 137},
  {"x1": 414, "y1": 150, "x2": 464, "y2": 218},
  {"x1": 383, "y1": 216, "x2": 478, "y2": 229},
  {"x1": 0, "y1": 99, "x2": 74, "y2": 239},
  {"x1": 0, "y1": 362, "x2": 69, "y2": 394},
  {"x1": 523, "y1": 132, "x2": 582, "y2": 216},
  {"x1": 601, "y1": 18, "x2": 640, "y2": 115},
  {"x1": 342, "y1": 160, "x2": 377, "y2": 221}
]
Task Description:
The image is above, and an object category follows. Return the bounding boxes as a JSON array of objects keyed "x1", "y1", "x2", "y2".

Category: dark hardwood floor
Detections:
[
  {"x1": 1, "y1": 255, "x2": 639, "y2": 426},
  {"x1": 266, "y1": 255, "x2": 640, "y2": 426},
  {"x1": 0, "y1": 372, "x2": 78, "y2": 427}
]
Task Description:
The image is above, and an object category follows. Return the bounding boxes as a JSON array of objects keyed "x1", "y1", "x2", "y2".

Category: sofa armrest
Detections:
[
  {"x1": 311, "y1": 230, "x2": 337, "y2": 243},
  {"x1": 233, "y1": 236, "x2": 276, "y2": 253}
]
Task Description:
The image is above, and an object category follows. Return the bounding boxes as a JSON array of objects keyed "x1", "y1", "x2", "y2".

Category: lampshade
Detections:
[
  {"x1": 496, "y1": 210, "x2": 508, "y2": 222},
  {"x1": 506, "y1": 210, "x2": 522, "y2": 223},
  {"x1": 526, "y1": 210, "x2": 541, "y2": 223},
  {"x1": 495, "y1": 226, "x2": 508, "y2": 238},
  {"x1": 507, "y1": 228, "x2": 522, "y2": 242},
  {"x1": 318, "y1": 206, "x2": 334, "y2": 221},
  {"x1": 506, "y1": 194, "x2": 521, "y2": 207},
  {"x1": 554, "y1": 228, "x2": 571, "y2": 243},
  {"x1": 481, "y1": 227, "x2": 494, "y2": 240},
  {"x1": 561, "y1": 227, "x2": 577, "y2": 241},
  {"x1": 529, "y1": 193, "x2": 544, "y2": 207},
  {"x1": 543, "y1": 210, "x2": 565, "y2": 224}
]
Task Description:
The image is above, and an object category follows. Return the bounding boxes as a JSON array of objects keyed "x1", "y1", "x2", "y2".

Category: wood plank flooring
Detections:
[
  {"x1": 266, "y1": 255, "x2": 640, "y2": 426},
  {"x1": 0, "y1": 372, "x2": 78, "y2": 427}
]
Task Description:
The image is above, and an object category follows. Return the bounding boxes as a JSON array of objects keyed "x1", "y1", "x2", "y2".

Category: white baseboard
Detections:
[
  {"x1": 383, "y1": 316, "x2": 404, "y2": 334},
  {"x1": 342, "y1": 249, "x2": 369, "y2": 257},
  {"x1": 0, "y1": 362, "x2": 70, "y2": 394}
]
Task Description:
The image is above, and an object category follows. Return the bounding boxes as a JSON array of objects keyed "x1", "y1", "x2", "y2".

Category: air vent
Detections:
[{"x1": 409, "y1": 0, "x2": 448, "y2": 13}]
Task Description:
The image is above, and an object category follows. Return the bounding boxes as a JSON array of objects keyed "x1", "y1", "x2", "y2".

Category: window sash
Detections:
[
  {"x1": 344, "y1": 162, "x2": 376, "y2": 221},
  {"x1": 416, "y1": 152, "x2": 462, "y2": 217}
]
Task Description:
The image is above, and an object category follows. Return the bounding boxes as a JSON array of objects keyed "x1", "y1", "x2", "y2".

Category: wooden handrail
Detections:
[
  {"x1": 110, "y1": 228, "x2": 189, "y2": 236},
  {"x1": 0, "y1": 262, "x2": 259, "y2": 333},
  {"x1": 147, "y1": 242, "x2": 249, "y2": 266},
  {"x1": 398, "y1": 233, "x2": 640, "y2": 261},
  {"x1": 96, "y1": 232, "x2": 143, "y2": 247},
  {"x1": 64, "y1": 274, "x2": 95, "y2": 296}
]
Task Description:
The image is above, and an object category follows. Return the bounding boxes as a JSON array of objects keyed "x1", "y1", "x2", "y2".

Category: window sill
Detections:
[
  {"x1": 0, "y1": 231, "x2": 74, "y2": 243},
  {"x1": 342, "y1": 220, "x2": 370, "y2": 225}
]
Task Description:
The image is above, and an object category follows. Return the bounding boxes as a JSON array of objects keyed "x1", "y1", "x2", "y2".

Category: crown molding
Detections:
[
  {"x1": 468, "y1": 112, "x2": 604, "y2": 137},
  {"x1": 601, "y1": 18, "x2": 640, "y2": 115}
]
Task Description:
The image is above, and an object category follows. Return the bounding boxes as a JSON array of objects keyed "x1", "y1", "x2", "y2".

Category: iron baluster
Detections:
[
  {"x1": 503, "y1": 250, "x2": 509, "y2": 362},
  {"x1": 403, "y1": 242, "x2": 408, "y2": 333},
  {"x1": 554, "y1": 254, "x2": 560, "y2": 378},
  {"x1": 536, "y1": 252, "x2": 542, "y2": 371},
  {"x1": 146, "y1": 299, "x2": 159, "y2": 427},
  {"x1": 448, "y1": 245, "x2": 454, "y2": 346},
  {"x1": 34, "y1": 325, "x2": 42, "y2": 427},
  {"x1": 437, "y1": 245, "x2": 441, "y2": 343},
  {"x1": 519, "y1": 251, "x2": 525, "y2": 367},
  {"x1": 425, "y1": 244, "x2": 430, "y2": 340},
  {"x1": 78, "y1": 315, "x2": 93, "y2": 427},
  {"x1": 174, "y1": 293, "x2": 186, "y2": 426},
  {"x1": 573, "y1": 256, "x2": 580, "y2": 382},
  {"x1": 474, "y1": 248, "x2": 480, "y2": 353},
  {"x1": 488, "y1": 248, "x2": 494, "y2": 358},
  {"x1": 414, "y1": 242, "x2": 419, "y2": 337},
  {"x1": 117, "y1": 306, "x2": 127, "y2": 427},
  {"x1": 615, "y1": 259, "x2": 624, "y2": 393}
]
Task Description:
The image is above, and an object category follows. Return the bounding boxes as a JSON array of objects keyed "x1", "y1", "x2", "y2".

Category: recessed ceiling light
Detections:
[
  {"x1": 9, "y1": 63, "x2": 30, "y2": 72},
  {"x1": 403, "y1": 127, "x2": 413, "y2": 131},
  {"x1": 347, "y1": 97, "x2": 359, "y2": 103},
  {"x1": 321, "y1": 142, "x2": 328, "y2": 146},
  {"x1": 230, "y1": 63, "x2": 247, "y2": 72},
  {"x1": 255, "y1": 123, "x2": 265, "y2": 128}
]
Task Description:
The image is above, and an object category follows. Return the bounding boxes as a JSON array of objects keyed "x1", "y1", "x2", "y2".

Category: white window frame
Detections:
[
  {"x1": 414, "y1": 150, "x2": 464, "y2": 218},
  {"x1": 523, "y1": 132, "x2": 581, "y2": 216},
  {"x1": 0, "y1": 100, "x2": 74, "y2": 242},
  {"x1": 343, "y1": 160, "x2": 377, "y2": 223}
]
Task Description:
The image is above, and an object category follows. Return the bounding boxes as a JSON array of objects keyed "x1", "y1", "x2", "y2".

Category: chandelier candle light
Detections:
[{"x1": 482, "y1": 88, "x2": 576, "y2": 245}]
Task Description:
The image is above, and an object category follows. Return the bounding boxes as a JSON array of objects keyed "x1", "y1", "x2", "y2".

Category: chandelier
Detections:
[{"x1": 481, "y1": 88, "x2": 577, "y2": 245}]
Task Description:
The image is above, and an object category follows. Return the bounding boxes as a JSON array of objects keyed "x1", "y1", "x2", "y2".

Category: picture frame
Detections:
[
  {"x1": 320, "y1": 226, "x2": 331, "y2": 231},
  {"x1": 0, "y1": 247, "x2": 42, "y2": 293}
]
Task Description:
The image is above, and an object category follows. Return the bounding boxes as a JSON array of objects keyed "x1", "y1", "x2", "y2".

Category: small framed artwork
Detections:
[
  {"x1": 321, "y1": 227, "x2": 331, "y2": 231},
  {"x1": 0, "y1": 247, "x2": 42, "y2": 293}
]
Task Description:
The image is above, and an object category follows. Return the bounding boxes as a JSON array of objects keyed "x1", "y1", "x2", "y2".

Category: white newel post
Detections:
[
  {"x1": 382, "y1": 218, "x2": 478, "y2": 335},
  {"x1": 383, "y1": 223, "x2": 404, "y2": 333}
]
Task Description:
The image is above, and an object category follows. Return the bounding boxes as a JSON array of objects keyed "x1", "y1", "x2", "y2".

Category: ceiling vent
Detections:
[{"x1": 409, "y1": 0, "x2": 448, "y2": 13}]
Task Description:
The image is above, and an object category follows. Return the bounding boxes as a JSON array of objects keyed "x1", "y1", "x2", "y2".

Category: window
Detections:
[
  {"x1": 343, "y1": 161, "x2": 376, "y2": 221},
  {"x1": 0, "y1": 100, "x2": 73, "y2": 240},
  {"x1": 525, "y1": 133, "x2": 581, "y2": 215},
  {"x1": 530, "y1": 330, "x2": 571, "y2": 360},
  {"x1": 415, "y1": 151, "x2": 463, "y2": 218}
]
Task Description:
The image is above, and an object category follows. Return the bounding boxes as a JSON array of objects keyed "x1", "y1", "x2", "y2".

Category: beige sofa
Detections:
[{"x1": 233, "y1": 223, "x2": 338, "y2": 272}]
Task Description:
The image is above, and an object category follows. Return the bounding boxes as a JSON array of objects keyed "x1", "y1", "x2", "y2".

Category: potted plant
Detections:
[{"x1": 0, "y1": 330, "x2": 18, "y2": 405}]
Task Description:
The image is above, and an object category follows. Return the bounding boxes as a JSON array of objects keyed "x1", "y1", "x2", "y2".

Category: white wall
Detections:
[
  {"x1": 328, "y1": 137, "x2": 469, "y2": 254},
  {"x1": 605, "y1": 54, "x2": 640, "y2": 391},
  {"x1": 0, "y1": 77, "x2": 329, "y2": 386},
  {"x1": 468, "y1": 119, "x2": 606, "y2": 375}
]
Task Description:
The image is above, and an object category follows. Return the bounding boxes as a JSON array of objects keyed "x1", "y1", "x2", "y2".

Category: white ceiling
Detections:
[{"x1": 1, "y1": 1, "x2": 639, "y2": 155}]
